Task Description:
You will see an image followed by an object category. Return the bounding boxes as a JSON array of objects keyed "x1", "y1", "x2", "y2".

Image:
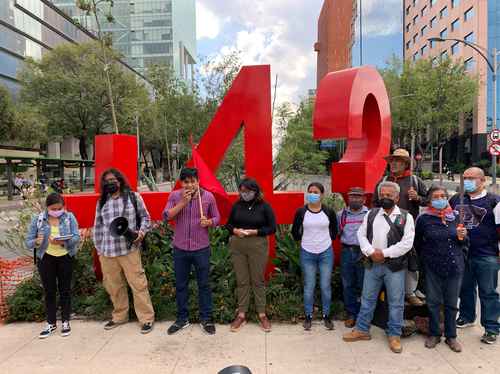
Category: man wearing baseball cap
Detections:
[
  {"x1": 373, "y1": 148, "x2": 427, "y2": 307},
  {"x1": 338, "y1": 187, "x2": 369, "y2": 328}
]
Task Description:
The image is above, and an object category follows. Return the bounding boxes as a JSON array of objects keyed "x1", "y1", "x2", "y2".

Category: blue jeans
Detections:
[
  {"x1": 340, "y1": 245, "x2": 365, "y2": 318},
  {"x1": 424, "y1": 265, "x2": 462, "y2": 338},
  {"x1": 459, "y1": 255, "x2": 500, "y2": 334},
  {"x1": 173, "y1": 247, "x2": 212, "y2": 322},
  {"x1": 355, "y1": 263, "x2": 405, "y2": 337},
  {"x1": 300, "y1": 247, "x2": 334, "y2": 317}
]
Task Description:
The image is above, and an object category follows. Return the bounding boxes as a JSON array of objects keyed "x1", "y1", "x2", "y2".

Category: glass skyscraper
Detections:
[
  {"x1": 52, "y1": 0, "x2": 196, "y2": 79},
  {"x1": 0, "y1": 0, "x2": 94, "y2": 96}
]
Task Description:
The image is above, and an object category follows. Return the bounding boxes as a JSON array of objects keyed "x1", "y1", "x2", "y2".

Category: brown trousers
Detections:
[
  {"x1": 229, "y1": 236, "x2": 269, "y2": 313},
  {"x1": 99, "y1": 249, "x2": 155, "y2": 324}
]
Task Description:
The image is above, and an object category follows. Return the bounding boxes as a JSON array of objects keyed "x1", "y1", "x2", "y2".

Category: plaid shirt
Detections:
[{"x1": 93, "y1": 192, "x2": 151, "y2": 257}]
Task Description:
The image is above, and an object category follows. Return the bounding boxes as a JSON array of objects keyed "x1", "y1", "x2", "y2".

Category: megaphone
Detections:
[{"x1": 109, "y1": 216, "x2": 138, "y2": 248}]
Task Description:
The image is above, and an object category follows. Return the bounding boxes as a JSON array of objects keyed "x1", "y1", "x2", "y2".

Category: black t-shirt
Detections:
[{"x1": 225, "y1": 199, "x2": 277, "y2": 237}]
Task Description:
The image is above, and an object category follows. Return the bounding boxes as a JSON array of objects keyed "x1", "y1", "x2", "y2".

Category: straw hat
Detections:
[{"x1": 384, "y1": 148, "x2": 411, "y2": 163}]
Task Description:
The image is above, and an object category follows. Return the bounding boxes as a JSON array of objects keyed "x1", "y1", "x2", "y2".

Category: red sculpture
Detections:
[{"x1": 65, "y1": 64, "x2": 391, "y2": 269}]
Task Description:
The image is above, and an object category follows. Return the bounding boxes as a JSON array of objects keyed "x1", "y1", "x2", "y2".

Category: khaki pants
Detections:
[
  {"x1": 99, "y1": 250, "x2": 155, "y2": 324},
  {"x1": 229, "y1": 236, "x2": 268, "y2": 314}
]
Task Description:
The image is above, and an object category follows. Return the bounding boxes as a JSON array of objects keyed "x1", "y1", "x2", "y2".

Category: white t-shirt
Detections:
[{"x1": 301, "y1": 209, "x2": 332, "y2": 254}]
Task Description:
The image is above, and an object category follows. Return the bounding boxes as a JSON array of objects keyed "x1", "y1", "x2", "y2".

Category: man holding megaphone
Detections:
[{"x1": 93, "y1": 168, "x2": 155, "y2": 335}]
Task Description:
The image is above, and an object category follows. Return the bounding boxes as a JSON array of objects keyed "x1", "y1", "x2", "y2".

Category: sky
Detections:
[{"x1": 195, "y1": 0, "x2": 403, "y2": 106}]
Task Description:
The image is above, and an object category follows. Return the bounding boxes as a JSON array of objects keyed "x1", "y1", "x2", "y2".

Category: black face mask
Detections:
[
  {"x1": 380, "y1": 198, "x2": 396, "y2": 210},
  {"x1": 349, "y1": 202, "x2": 363, "y2": 211},
  {"x1": 104, "y1": 182, "x2": 119, "y2": 194}
]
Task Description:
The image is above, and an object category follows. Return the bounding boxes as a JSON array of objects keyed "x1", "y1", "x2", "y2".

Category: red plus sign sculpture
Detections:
[{"x1": 64, "y1": 65, "x2": 391, "y2": 269}]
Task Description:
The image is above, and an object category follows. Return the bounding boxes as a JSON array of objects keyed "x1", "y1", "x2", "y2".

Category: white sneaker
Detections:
[
  {"x1": 61, "y1": 321, "x2": 71, "y2": 337},
  {"x1": 39, "y1": 323, "x2": 57, "y2": 339}
]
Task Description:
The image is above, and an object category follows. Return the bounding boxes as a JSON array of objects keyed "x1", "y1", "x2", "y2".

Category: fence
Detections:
[{"x1": 0, "y1": 256, "x2": 33, "y2": 322}]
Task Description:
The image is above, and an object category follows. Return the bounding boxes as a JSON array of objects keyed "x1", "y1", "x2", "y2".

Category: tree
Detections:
[
  {"x1": 18, "y1": 42, "x2": 150, "y2": 160},
  {"x1": 0, "y1": 84, "x2": 16, "y2": 143},
  {"x1": 380, "y1": 56, "x2": 478, "y2": 151},
  {"x1": 274, "y1": 99, "x2": 330, "y2": 190},
  {"x1": 76, "y1": 0, "x2": 119, "y2": 133}
]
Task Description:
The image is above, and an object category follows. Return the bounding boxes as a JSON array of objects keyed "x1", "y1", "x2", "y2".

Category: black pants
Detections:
[{"x1": 38, "y1": 253, "x2": 73, "y2": 324}]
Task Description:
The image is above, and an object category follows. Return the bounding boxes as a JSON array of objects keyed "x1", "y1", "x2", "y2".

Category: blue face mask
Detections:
[
  {"x1": 464, "y1": 179, "x2": 477, "y2": 193},
  {"x1": 431, "y1": 198, "x2": 448, "y2": 210},
  {"x1": 306, "y1": 193, "x2": 321, "y2": 204}
]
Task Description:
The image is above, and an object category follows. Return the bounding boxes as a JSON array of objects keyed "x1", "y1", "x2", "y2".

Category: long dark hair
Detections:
[
  {"x1": 98, "y1": 168, "x2": 131, "y2": 209},
  {"x1": 238, "y1": 177, "x2": 264, "y2": 202}
]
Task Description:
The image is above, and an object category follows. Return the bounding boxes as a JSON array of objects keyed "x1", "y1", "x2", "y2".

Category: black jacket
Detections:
[{"x1": 291, "y1": 205, "x2": 338, "y2": 242}]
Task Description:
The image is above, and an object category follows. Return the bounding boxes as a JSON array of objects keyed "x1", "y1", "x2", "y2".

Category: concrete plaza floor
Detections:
[{"x1": 0, "y1": 320, "x2": 498, "y2": 374}]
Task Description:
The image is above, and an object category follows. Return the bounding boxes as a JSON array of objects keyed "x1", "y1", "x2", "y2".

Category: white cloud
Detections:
[
  {"x1": 197, "y1": 0, "x2": 402, "y2": 105},
  {"x1": 196, "y1": 1, "x2": 222, "y2": 40}
]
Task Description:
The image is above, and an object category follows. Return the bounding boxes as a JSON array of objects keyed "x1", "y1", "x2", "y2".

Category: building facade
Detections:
[
  {"x1": 315, "y1": 0, "x2": 357, "y2": 86},
  {"x1": 52, "y1": 0, "x2": 196, "y2": 80},
  {"x1": 403, "y1": 0, "x2": 499, "y2": 162},
  {"x1": 0, "y1": 0, "x2": 95, "y2": 96}
]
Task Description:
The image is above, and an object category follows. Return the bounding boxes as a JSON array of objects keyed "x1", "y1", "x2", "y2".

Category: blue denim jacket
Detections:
[{"x1": 25, "y1": 211, "x2": 80, "y2": 259}]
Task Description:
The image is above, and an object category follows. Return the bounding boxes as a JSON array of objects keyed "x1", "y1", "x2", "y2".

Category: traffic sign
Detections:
[
  {"x1": 489, "y1": 129, "x2": 500, "y2": 143},
  {"x1": 489, "y1": 143, "x2": 500, "y2": 156}
]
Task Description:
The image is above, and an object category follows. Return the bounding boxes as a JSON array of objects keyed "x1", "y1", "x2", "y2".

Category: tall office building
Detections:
[
  {"x1": 52, "y1": 0, "x2": 196, "y2": 79},
  {"x1": 404, "y1": 0, "x2": 499, "y2": 162},
  {"x1": 314, "y1": 0, "x2": 357, "y2": 87},
  {"x1": 0, "y1": 0, "x2": 96, "y2": 96}
]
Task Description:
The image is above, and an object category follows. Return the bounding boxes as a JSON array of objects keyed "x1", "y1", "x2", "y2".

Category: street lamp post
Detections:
[{"x1": 428, "y1": 37, "x2": 500, "y2": 188}]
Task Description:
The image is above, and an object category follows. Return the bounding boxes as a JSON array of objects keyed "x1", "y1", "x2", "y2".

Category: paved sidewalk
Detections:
[{"x1": 0, "y1": 321, "x2": 498, "y2": 374}]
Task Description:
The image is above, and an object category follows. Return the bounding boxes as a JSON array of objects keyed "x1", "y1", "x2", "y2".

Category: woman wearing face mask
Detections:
[
  {"x1": 226, "y1": 177, "x2": 277, "y2": 332},
  {"x1": 414, "y1": 186, "x2": 468, "y2": 353},
  {"x1": 25, "y1": 193, "x2": 80, "y2": 339},
  {"x1": 291, "y1": 182, "x2": 338, "y2": 331}
]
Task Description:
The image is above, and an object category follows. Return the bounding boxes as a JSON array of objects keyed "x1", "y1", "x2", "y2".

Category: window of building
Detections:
[
  {"x1": 413, "y1": 0, "x2": 417, "y2": 6},
  {"x1": 413, "y1": 33, "x2": 418, "y2": 43},
  {"x1": 465, "y1": 32, "x2": 475, "y2": 43},
  {"x1": 406, "y1": 23, "x2": 411, "y2": 32},
  {"x1": 406, "y1": 41, "x2": 411, "y2": 50},
  {"x1": 441, "y1": 50, "x2": 449, "y2": 59},
  {"x1": 430, "y1": 16, "x2": 437, "y2": 28},
  {"x1": 430, "y1": 0, "x2": 437, "y2": 7},
  {"x1": 413, "y1": 15, "x2": 418, "y2": 25},
  {"x1": 464, "y1": 7, "x2": 474, "y2": 22},
  {"x1": 421, "y1": 44, "x2": 428, "y2": 56},
  {"x1": 421, "y1": 6, "x2": 427, "y2": 17},
  {"x1": 451, "y1": 42, "x2": 460, "y2": 55},
  {"x1": 440, "y1": 6, "x2": 448, "y2": 19},
  {"x1": 451, "y1": 0, "x2": 460, "y2": 8},
  {"x1": 465, "y1": 57, "x2": 475, "y2": 71},
  {"x1": 406, "y1": 5, "x2": 411, "y2": 15},
  {"x1": 432, "y1": 57, "x2": 438, "y2": 66},
  {"x1": 430, "y1": 39, "x2": 435, "y2": 49},
  {"x1": 413, "y1": 52, "x2": 419, "y2": 62},
  {"x1": 421, "y1": 25, "x2": 428, "y2": 36},
  {"x1": 440, "y1": 28, "x2": 448, "y2": 39},
  {"x1": 451, "y1": 18, "x2": 460, "y2": 31}
]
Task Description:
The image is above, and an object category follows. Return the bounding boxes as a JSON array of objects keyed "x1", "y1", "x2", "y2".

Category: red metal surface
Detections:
[{"x1": 65, "y1": 64, "x2": 392, "y2": 271}]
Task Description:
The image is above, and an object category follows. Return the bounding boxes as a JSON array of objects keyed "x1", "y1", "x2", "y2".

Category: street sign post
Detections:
[{"x1": 490, "y1": 129, "x2": 500, "y2": 143}]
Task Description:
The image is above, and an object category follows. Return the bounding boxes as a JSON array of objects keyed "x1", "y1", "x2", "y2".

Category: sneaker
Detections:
[
  {"x1": 303, "y1": 315, "x2": 312, "y2": 331},
  {"x1": 481, "y1": 332, "x2": 498, "y2": 345},
  {"x1": 200, "y1": 320, "x2": 216, "y2": 335},
  {"x1": 167, "y1": 320, "x2": 190, "y2": 335},
  {"x1": 141, "y1": 322, "x2": 154, "y2": 334},
  {"x1": 323, "y1": 315, "x2": 334, "y2": 330},
  {"x1": 61, "y1": 321, "x2": 71, "y2": 337},
  {"x1": 39, "y1": 323, "x2": 57, "y2": 339},
  {"x1": 104, "y1": 320, "x2": 126, "y2": 330},
  {"x1": 456, "y1": 317, "x2": 475, "y2": 329}
]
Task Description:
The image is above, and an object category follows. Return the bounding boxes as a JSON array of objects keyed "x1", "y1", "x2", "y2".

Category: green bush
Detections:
[{"x1": 7, "y1": 224, "x2": 345, "y2": 323}]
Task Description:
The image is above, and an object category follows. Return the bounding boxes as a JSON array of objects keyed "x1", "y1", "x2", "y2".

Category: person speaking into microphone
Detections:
[{"x1": 93, "y1": 168, "x2": 155, "y2": 334}]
